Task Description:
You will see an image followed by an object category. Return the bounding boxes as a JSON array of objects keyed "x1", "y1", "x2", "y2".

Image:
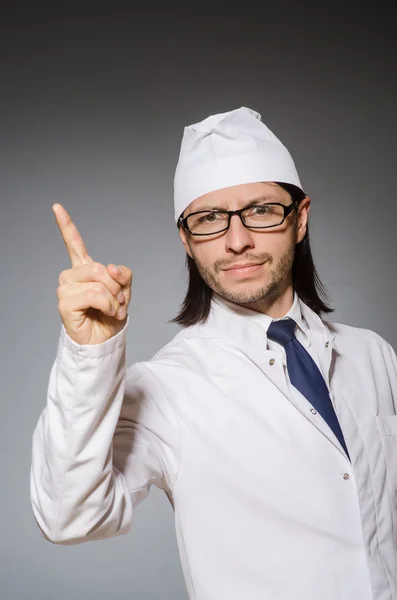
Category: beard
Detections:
[{"x1": 193, "y1": 240, "x2": 296, "y2": 307}]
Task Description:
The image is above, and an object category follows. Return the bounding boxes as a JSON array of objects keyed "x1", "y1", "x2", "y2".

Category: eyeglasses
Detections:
[{"x1": 178, "y1": 200, "x2": 300, "y2": 236}]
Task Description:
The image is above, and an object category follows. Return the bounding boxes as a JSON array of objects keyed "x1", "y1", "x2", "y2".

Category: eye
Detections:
[
  {"x1": 198, "y1": 212, "x2": 225, "y2": 223},
  {"x1": 247, "y1": 205, "x2": 274, "y2": 216}
]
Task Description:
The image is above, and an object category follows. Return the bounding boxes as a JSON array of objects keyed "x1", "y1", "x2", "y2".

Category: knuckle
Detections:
[
  {"x1": 91, "y1": 261, "x2": 105, "y2": 277},
  {"x1": 93, "y1": 282, "x2": 106, "y2": 295},
  {"x1": 85, "y1": 289, "x2": 96, "y2": 302}
]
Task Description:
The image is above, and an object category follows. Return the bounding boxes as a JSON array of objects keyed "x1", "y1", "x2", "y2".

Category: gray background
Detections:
[{"x1": 1, "y1": 4, "x2": 396, "y2": 599}]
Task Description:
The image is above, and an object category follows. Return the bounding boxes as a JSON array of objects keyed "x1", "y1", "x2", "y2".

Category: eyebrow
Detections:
[{"x1": 192, "y1": 195, "x2": 283, "y2": 212}]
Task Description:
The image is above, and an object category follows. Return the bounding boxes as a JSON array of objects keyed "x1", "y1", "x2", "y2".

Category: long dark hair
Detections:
[{"x1": 170, "y1": 182, "x2": 334, "y2": 327}]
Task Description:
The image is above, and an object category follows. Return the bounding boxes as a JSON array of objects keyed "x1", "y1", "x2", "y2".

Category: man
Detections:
[{"x1": 31, "y1": 107, "x2": 397, "y2": 600}]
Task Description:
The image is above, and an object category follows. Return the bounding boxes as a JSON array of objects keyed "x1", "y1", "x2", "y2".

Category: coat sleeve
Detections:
[{"x1": 30, "y1": 317, "x2": 181, "y2": 545}]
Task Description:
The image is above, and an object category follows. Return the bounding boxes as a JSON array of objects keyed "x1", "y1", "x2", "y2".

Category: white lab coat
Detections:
[{"x1": 30, "y1": 292, "x2": 397, "y2": 600}]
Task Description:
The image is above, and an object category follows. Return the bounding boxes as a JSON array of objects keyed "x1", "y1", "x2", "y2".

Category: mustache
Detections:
[{"x1": 214, "y1": 253, "x2": 273, "y2": 272}]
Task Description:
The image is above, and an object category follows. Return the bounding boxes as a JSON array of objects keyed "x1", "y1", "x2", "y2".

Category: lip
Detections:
[
  {"x1": 223, "y1": 262, "x2": 262, "y2": 271},
  {"x1": 222, "y1": 262, "x2": 263, "y2": 276}
]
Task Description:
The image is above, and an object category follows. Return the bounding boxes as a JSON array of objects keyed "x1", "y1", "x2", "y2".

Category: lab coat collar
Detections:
[
  {"x1": 197, "y1": 290, "x2": 332, "y2": 373},
  {"x1": 207, "y1": 290, "x2": 336, "y2": 352},
  {"x1": 211, "y1": 289, "x2": 311, "y2": 346}
]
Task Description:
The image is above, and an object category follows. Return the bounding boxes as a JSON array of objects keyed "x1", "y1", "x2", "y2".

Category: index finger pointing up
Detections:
[{"x1": 52, "y1": 203, "x2": 93, "y2": 267}]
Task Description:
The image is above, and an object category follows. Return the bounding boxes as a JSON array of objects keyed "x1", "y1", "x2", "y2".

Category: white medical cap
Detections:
[{"x1": 173, "y1": 106, "x2": 304, "y2": 222}]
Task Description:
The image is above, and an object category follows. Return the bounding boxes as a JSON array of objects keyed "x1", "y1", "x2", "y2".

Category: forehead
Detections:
[{"x1": 186, "y1": 182, "x2": 288, "y2": 213}]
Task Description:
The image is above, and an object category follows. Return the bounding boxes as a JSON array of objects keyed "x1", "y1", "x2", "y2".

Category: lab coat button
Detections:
[
  {"x1": 310, "y1": 408, "x2": 317, "y2": 415},
  {"x1": 269, "y1": 358, "x2": 275, "y2": 366},
  {"x1": 343, "y1": 473, "x2": 350, "y2": 480}
]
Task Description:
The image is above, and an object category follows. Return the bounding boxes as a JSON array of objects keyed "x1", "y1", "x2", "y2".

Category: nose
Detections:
[{"x1": 224, "y1": 213, "x2": 255, "y2": 253}]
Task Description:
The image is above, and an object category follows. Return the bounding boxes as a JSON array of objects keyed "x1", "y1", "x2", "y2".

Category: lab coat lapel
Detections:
[
  {"x1": 264, "y1": 320, "x2": 348, "y2": 463},
  {"x1": 203, "y1": 297, "x2": 350, "y2": 463},
  {"x1": 206, "y1": 299, "x2": 291, "y2": 396}
]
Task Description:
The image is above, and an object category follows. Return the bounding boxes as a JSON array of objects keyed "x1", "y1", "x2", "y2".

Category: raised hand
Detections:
[{"x1": 53, "y1": 203, "x2": 132, "y2": 345}]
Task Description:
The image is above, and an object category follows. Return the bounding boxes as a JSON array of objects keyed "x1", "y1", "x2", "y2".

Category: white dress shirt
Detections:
[{"x1": 31, "y1": 292, "x2": 397, "y2": 599}]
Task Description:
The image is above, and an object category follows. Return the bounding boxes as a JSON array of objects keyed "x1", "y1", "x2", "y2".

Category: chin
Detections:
[{"x1": 215, "y1": 283, "x2": 270, "y2": 305}]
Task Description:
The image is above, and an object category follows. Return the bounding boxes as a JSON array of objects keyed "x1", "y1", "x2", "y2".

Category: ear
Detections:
[
  {"x1": 296, "y1": 196, "x2": 311, "y2": 243},
  {"x1": 178, "y1": 225, "x2": 193, "y2": 259}
]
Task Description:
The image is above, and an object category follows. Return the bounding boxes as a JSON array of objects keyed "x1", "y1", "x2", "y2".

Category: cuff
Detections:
[{"x1": 60, "y1": 315, "x2": 130, "y2": 359}]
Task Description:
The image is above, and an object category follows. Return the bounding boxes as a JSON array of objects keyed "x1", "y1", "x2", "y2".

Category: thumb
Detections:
[{"x1": 107, "y1": 264, "x2": 132, "y2": 288}]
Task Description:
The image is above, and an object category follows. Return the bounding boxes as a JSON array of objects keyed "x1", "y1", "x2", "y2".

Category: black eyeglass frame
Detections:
[{"x1": 178, "y1": 199, "x2": 301, "y2": 236}]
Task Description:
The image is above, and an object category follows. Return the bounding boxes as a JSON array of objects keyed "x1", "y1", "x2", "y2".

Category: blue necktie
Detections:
[{"x1": 267, "y1": 318, "x2": 350, "y2": 461}]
